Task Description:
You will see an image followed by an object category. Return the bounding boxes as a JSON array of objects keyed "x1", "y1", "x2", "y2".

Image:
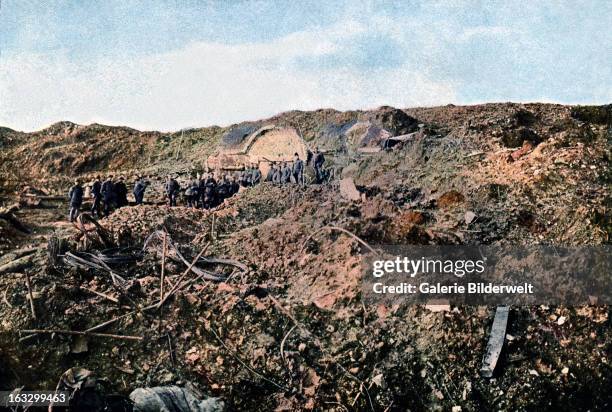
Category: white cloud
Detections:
[
  {"x1": 0, "y1": 22, "x2": 457, "y2": 132},
  {"x1": 458, "y1": 26, "x2": 519, "y2": 42}
]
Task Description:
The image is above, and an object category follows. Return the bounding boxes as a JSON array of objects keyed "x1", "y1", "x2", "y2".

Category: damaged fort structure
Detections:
[{"x1": 206, "y1": 124, "x2": 308, "y2": 176}]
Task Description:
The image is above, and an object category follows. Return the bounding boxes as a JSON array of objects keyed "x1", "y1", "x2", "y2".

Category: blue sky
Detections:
[{"x1": 1, "y1": 0, "x2": 610, "y2": 131}]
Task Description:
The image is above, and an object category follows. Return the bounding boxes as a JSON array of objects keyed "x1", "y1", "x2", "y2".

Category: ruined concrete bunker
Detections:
[{"x1": 206, "y1": 124, "x2": 308, "y2": 175}]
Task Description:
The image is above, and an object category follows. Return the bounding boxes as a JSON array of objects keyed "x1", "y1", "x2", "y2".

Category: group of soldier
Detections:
[
  {"x1": 67, "y1": 149, "x2": 325, "y2": 221},
  {"x1": 68, "y1": 175, "x2": 149, "y2": 221},
  {"x1": 261, "y1": 149, "x2": 326, "y2": 185},
  {"x1": 164, "y1": 170, "x2": 243, "y2": 209}
]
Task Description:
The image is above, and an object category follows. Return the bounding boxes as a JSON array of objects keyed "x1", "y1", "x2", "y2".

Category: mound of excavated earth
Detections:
[{"x1": 0, "y1": 103, "x2": 610, "y2": 410}]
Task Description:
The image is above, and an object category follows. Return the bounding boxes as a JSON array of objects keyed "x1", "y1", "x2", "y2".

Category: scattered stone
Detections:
[
  {"x1": 339, "y1": 178, "x2": 361, "y2": 201},
  {"x1": 1, "y1": 102, "x2": 609, "y2": 411},
  {"x1": 371, "y1": 374, "x2": 384, "y2": 387},
  {"x1": 464, "y1": 211, "x2": 477, "y2": 224}
]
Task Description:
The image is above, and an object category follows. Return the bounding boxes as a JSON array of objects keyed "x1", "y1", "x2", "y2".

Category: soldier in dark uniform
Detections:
[
  {"x1": 266, "y1": 163, "x2": 277, "y2": 182},
  {"x1": 292, "y1": 153, "x2": 304, "y2": 185},
  {"x1": 185, "y1": 176, "x2": 199, "y2": 208},
  {"x1": 133, "y1": 177, "x2": 147, "y2": 205},
  {"x1": 228, "y1": 175, "x2": 240, "y2": 196},
  {"x1": 281, "y1": 162, "x2": 291, "y2": 184},
  {"x1": 197, "y1": 173, "x2": 206, "y2": 208},
  {"x1": 215, "y1": 175, "x2": 230, "y2": 204},
  {"x1": 101, "y1": 175, "x2": 114, "y2": 216},
  {"x1": 272, "y1": 164, "x2": 281, "y2": 184},
  {"x1": 165, "y1": 176, "x2": 180, "y2": 207},
  {"x1": 239, "y1": 166, "x2": 250, "y2": 187},
  {"x1": 201, "y1": 173, "x2": 216, "y2": 209},
  {"x1": 114, "y1": 176, "x2": 129, "y2": 208},
  {"x1": 207, "y1": 173, "x2": 217, "y2": 189},
  {"x1": 90, "y1": 176, "x2": 102, "y2": 217},
  {"x1": 197, "y1": 173, "x2": 211, "y2": 207},
  {"x1": 250, "y1": 164, "x2": 262, "y2": 185},
  {"x1": 312, "y1": 147, "x2": 326, "y2": 184},
  {"x1": 68, "y1": 179, "x2": 84, "y2": 222}
]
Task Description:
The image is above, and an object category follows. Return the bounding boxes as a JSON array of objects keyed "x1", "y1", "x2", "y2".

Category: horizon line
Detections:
[{"x1": 2, "y1": 100, "x2": 609, "y2": 135}]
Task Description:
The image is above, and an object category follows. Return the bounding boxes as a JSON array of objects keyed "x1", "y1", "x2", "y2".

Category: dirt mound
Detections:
[
  {"x1": 437, "y1": 190, "x2": 465, "y2": 208},
  {"x1": 0, "y1": 103, "x2": 610, "y2": 410}
]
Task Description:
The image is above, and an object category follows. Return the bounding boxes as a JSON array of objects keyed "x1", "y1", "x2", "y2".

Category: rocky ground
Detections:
[{"x1": 0, "y1": 103, "x2": 610, "y2": 411}]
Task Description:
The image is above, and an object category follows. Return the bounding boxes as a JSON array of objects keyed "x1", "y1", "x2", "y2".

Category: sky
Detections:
[{"x1": 0, "y1": 0, "x2": 610, "y2": 132}]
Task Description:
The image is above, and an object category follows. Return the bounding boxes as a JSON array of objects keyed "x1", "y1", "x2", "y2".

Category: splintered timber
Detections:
[{"x1": 372, "y1": 282, "x2": 535, "y2": 294}]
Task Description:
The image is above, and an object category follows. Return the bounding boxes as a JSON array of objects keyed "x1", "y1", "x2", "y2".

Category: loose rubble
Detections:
[{"x1": 0, "y1": 103, "x2": 610, "y2": 410}]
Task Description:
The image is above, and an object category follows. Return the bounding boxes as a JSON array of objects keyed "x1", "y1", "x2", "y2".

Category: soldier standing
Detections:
[
  {"x1": 292, "y1": 153, "x2": 304, "y2": 185},
  {"x1": 215, "y1": 175, "x2": 229, "y2": 204},
  {"x1": 68, "y1": 179, "x2": 84, "y2": 222},
  {"x1": 198, "y1": 172, "x2": 210, "y2": 208},
  {"x1": 272, "y1": 164, "x2": 281, "y2": 184},
  {"x1": 90, "y1": 175, "x2": 102, "y2": 217},
  {"x1": 165, "y1": 176, "x2": 180, "y2": 207},
  {"x1": 229, "y1": 175, "x2": 240, "y2": 196},
  {"x1": 281, "y1": 162, "x2": 291, "y2": 184},
  {"x1": 114, "y1": 176, "x2": 129, "y2": 208},
  {"x1": 133, "y1": 177, "x2": 147, "y2": 205},
  {"x1": 250, "y1": 163, "x2": 262, "y2": 185},
  {"x1": 202, "y1": 173, "x2": 216, "y2": 209},
  {"x1": 101, "y1": 175, "x2": 114, "y2": 216},
  {"x1": 266, "y1": 163, "x2": 277, "y2": 182},
  {"x1": 185, "y1": 176, "x2": 199, "y2": 208},
  {"x1": 313, "y1": 147, "x2": 325, "y2": 184},
  {"x1": 239, "y1": 166, "x2": 250, "y2": 187}
]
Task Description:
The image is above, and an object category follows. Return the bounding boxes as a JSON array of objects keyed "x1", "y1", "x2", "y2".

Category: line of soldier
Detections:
[
  {"x1": 68, "y1": 149, "x2": 325, "y2": 221},
  {"x1": 68, "y1": 175, "x2": 150, "y2": 221},
  {"x1": 166, "y1": 164, "x2": 261, "y2": 209},
  {"x1": 164, "y1": 150, "x2": 321, "y2": 209},
  {"x1": 68, "y1": 169, "x2": 244, "y2": 221},
  {"x1": 265, "y1": 149, "x2": 326, "y2": 184}
]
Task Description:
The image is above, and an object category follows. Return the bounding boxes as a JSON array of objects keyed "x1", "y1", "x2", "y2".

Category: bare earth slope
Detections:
[{"x1": 0, "y1": 103, "x2": 610, "y2": 410}]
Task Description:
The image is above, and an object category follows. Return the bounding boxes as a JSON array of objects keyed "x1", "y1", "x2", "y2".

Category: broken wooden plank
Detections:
[
  {"x1": 18, "y1": 329, "x2": 143, "y2": 342},
  {"x1": 24, "y1": 272, "x2": 37, "y2": 319},
  {"x1": 0, "y1": 254, "x2": 35, "y2": 275},
  {"x1": 464, "y1": 150, "x2": 485, "y2": 158},
  {"x1": 425, "y1": 299, "x2": 450, "y2": 312},
  {"x1": 0, "y1": 246, "x2": 42, "y2": 265},
  {"x1": 387, "y1": 132, "x2": 418, "y2": 142},
  {"x1": 22, "y1": 194, "x2": 66, "y2": 201},
  {"x1": 480, "y1": 305, "x2": 510, "y2": 378},
  {"x1": 79, "y1": 286, "x2": 120, "y2": 304},
  {"x1": 0, "y1": 208, "x2": 31, "y2": 234}
]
